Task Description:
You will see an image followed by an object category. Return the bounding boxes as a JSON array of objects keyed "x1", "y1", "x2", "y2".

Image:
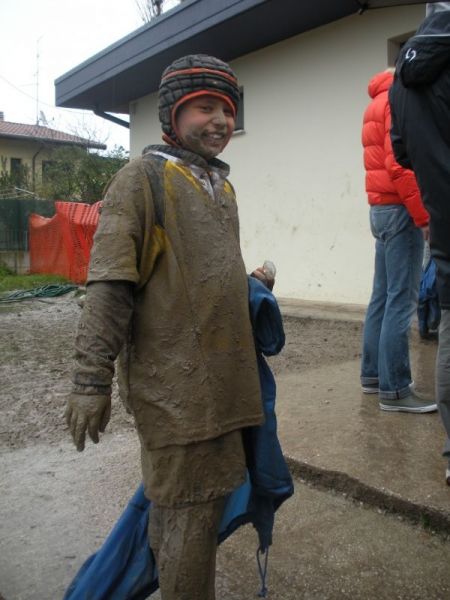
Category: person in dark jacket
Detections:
[
  {"x1": 360, "y1": 68, "x2": 436, "y2": 413},
  {"x1": 389, "y1": 2, "x2": 450, "y2": 484}
]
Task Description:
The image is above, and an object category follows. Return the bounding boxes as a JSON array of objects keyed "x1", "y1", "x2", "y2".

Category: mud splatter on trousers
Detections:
[{"x1": 149, "y1": 497, "x2": 226, "y2": 600}]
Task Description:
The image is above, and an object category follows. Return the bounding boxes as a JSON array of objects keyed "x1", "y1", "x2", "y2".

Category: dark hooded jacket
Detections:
[{"x1": 389, "y1": 10, "x2": 450, "y2": 308}]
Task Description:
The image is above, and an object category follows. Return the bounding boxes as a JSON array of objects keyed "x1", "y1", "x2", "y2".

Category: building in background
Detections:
[
  {"x1": 0, "y1": 114, "x2": 105, "y2": 191},
  {"x1": 54, "y1": 0, "x2": 426, "y2": 304}
]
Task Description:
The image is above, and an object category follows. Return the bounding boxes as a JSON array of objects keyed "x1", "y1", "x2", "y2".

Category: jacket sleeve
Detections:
[
  {"x1": 384, "y1": 104, "x2": 429, "y2": 227},
  {"x1": 88, "y1": 159, "x2": 157, "y2": 286},
  {"x1": 72, "y1": 281, "x2": 134, "y2": 394},
  {"x1": 388, "y1": 84, "x2": 412, "y2": 170},
  {"x1": 72, "y1": 159, "x2": 155, "y2": 394}
]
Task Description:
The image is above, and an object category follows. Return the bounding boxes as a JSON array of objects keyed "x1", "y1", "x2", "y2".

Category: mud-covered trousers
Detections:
[
  {"x1": 149, "y1": 497, "x2": 226, "y2": 600},
  {"x1": 143, "y1": 430, "x2": 246, "y2": 600},
  {"x1": 436, "y1": 309, "x2": 450, "y2": 467}
]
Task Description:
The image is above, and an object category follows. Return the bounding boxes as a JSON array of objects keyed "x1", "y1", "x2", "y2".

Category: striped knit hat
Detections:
[{"x1": 158, "y1": 54, "x2": 240, "y2": 144}]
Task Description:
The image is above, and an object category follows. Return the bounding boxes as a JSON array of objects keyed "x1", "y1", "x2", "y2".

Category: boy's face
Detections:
[{"x1": 175, "y1": 95, "x2": 235, "y2": 160}]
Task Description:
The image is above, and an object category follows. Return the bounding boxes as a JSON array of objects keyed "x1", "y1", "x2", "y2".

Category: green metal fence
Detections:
[{"x1": 0, "y1": 194, "x2": 55, "y2": 251}]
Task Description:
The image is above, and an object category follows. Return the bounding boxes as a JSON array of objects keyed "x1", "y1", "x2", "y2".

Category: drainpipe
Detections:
[
  {"x1": 355, "y1": 1, "x2": 368, "y2": 14},
  {"x1": 94, "y1": 108, "x2": 130, "y2": 129},
  {"x1": 32, "y1": 144, "x2": 44, "y2": 192}
]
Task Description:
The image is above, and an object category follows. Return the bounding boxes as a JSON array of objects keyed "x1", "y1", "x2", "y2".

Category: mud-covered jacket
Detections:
[
  {"x1": 389, "y1": 11, "x2": 450, "y2": 308},
  {"x1": 362, "y1": 71, "x2": 428, "y2": 227},
  {"x1": 73, "y1": 145, "x2": 263, "y2": 449}
]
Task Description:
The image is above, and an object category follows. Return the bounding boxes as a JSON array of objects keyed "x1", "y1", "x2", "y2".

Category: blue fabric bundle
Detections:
[
  {"x1": 64, "y1": 485, "x2": 157, "y2": 600},
  {"x1": 418, "y1": 257, "x2": 441, "y2": 339},
  {"x1": 243, "y1": 277, "x2": 292, "y2": 552},
  {"x1": 63, "y1": 277, "x2": 293, "y2": 600}
]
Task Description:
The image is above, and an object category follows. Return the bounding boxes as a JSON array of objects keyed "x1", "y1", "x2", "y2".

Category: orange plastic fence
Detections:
[{"x1": 29, "y1": 201, "x2": 100, "y2": 284}]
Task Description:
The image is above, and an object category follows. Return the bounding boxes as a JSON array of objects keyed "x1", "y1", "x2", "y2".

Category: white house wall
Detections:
[{"x1": 130, "y1": 5, "x2": 424, "y2": 304}]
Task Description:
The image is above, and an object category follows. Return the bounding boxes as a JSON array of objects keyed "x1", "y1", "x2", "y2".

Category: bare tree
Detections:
[
  {"x1": 134, "y1": 0, "x2": 185, "y2": 22},
  {"x1": 135, "y1": 0, "x2": 164, "y2": 22},
  {"x1": 67, "y1": 119, "x2": 109, "y2": 150}
]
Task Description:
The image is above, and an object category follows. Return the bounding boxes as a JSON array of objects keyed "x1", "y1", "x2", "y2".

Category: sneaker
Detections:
[
  {"x1": 446, "y1": 468, "x2": 450, "y2": 487},
  {"x1": 361, "y1": 383, "x2": 379, "y2": 394},
  {"x1": 379, "y1": 389, "x2": 437, "y2": 413}
]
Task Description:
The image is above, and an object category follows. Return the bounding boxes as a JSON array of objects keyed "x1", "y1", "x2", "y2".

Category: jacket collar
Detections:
[{"x1": 142, "y1": 144, "x2": 230, "y2": 178}]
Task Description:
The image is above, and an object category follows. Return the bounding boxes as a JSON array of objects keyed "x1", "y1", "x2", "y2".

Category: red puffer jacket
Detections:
[{"x1": 362, "y1": 71, "x2": 429, "y2": 227}]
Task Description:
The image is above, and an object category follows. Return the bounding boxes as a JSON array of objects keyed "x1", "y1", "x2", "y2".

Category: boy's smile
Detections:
[{"x1": 175, "y1": 95, "x2": 236, "y2": 160}]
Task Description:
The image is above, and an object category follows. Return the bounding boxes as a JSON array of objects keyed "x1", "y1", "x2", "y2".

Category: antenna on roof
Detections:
[
  {"x1": 39, "y1": 111, "x2": 48, "y2": 127},
  {"x1": 35, "y1": 36, "x2": 43, "y2": 125}
]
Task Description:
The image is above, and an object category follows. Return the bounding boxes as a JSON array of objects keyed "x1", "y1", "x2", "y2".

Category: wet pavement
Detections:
[
  {"x1": 276, "y1": 297, "x2": 449, "y2": 531},
  {"x1": 2, "y1": 436, "x2": 449, "y2": 600}
]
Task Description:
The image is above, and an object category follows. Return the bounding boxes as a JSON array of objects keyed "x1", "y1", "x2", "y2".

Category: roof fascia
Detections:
[
  {"x1": 55, "y1": 0, "x2": 265, "y2": 109},
  {"x1": 357, "y1": 0, "x2": 429, "y2": 8},
  {"x1": 55, "y1": 0, "x2": 358, "y2": 113}
]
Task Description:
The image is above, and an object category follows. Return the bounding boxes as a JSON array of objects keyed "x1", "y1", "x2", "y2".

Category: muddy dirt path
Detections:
[{"x1": 0, "y1": 293, "x2": 362, "y2": 452}]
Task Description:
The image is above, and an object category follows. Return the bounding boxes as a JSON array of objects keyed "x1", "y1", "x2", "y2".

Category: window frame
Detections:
[
  {"x1": 387, "y1": 31, "x2": 416, "y2": 66},
  {"x1": 233, "y1": 86, "x2": 245, "y2": 134}
]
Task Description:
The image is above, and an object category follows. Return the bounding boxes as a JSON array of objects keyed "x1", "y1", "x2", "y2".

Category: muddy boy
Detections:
[{"x1": 65, "y1": 54, "x2": 271, "y2": 599}]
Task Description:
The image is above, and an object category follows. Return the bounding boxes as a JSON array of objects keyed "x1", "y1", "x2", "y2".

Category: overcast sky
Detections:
[{"x1": 0, "y1": 1, "x2": 178, "y2": 152}]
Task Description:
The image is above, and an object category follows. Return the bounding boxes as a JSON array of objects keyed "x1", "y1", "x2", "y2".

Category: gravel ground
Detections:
[{"x1": 0, "y1": 293, "x2": 362, "y2": 451}]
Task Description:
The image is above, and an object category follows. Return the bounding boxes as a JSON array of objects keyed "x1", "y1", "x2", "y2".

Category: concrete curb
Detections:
[
  {"x1": 278, "y1": 298, "x2": 366, "y2": 324},
  {"x1": 285, "y1": 456, "x2": 450, "y2": 536}
]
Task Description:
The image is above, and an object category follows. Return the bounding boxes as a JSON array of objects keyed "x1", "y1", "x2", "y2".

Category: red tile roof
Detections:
[{"x1": 0, "y1": 120, "x2": 106, "y2": 149}]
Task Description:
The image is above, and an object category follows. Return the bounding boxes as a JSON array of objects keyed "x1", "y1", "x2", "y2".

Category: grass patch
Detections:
[
  {"x1": 0, "y1": 263, "x2": 13, "y2": 278},
  {"x1": 0, "y1": 271, "x2": 71, "y2": 294}
]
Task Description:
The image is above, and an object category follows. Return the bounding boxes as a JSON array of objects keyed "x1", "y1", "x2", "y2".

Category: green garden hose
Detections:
[{"x1": 0, "y1": 283, "x2": 78, "y2": 303}]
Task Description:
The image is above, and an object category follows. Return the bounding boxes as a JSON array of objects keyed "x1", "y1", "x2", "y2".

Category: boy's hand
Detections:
[
  {"x1": 65, "y1": 394, "x2": 111, "y2": 452},
  {"x1": 251, "y1": 266, "x2": 275, "y2": 291}
]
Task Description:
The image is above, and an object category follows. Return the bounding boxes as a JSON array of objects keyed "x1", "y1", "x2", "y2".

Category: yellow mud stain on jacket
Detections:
[{"x1": 87, "y1": 148, "x2": 263, "y2": 450}]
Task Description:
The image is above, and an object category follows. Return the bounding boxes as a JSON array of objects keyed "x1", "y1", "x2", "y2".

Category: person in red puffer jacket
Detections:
[{"x1": 360, "y1": 68, "x2": 437, "y2": 414}]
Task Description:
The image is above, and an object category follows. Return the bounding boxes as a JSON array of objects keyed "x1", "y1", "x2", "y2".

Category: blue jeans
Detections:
[{"x1": 361, "y1": 205, "x2": 424, "y2": 400}]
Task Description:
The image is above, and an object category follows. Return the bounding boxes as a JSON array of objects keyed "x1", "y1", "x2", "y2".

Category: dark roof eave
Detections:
[
  {"x1": 55, "y1": 0, "x2": 359, "y2": 114},
  {"x1": 358, "y1": 0, "x2": 431, "y2": 8}
]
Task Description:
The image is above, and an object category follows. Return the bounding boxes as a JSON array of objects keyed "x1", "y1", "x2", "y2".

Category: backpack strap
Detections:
[{"x1": 141, "y1": 154, "x2": 166, "y2": 229}]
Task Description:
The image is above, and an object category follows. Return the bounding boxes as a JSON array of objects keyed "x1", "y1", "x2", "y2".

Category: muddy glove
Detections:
[{"x1": 65, "y1": 394, "x2": 111, "y2": 452}]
